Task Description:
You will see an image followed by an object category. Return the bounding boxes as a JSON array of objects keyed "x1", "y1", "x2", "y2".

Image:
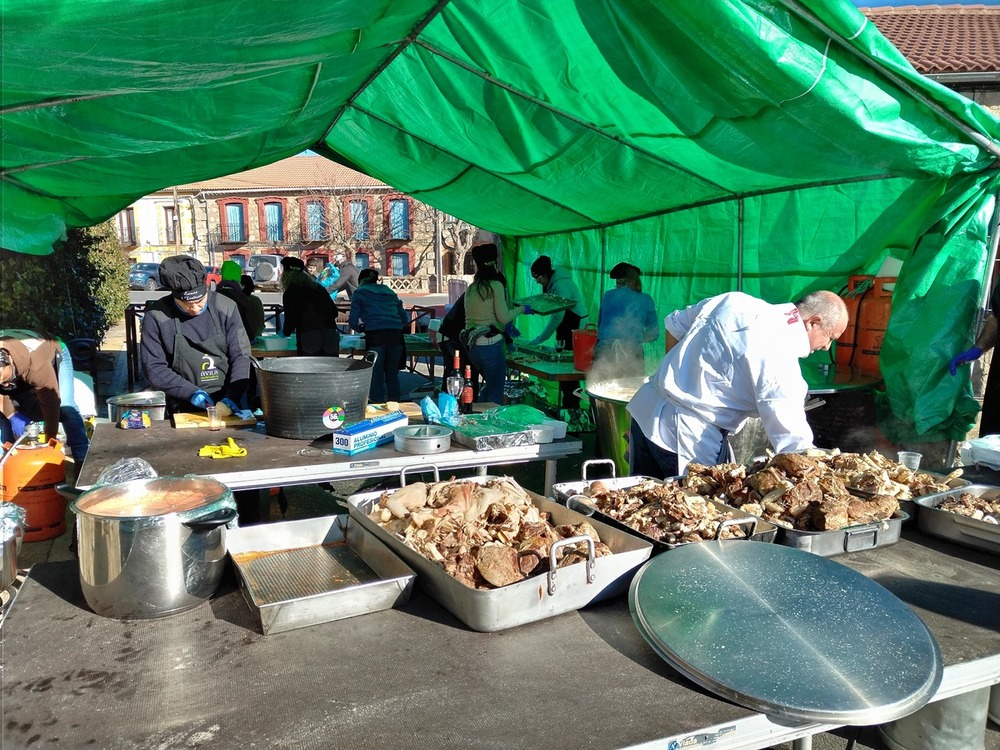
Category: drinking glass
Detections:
[{"x1": 206, "y1": 406, "x2": 223, "y2": 431}]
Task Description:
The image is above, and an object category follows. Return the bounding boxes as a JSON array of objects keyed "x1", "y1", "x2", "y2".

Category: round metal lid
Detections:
[
  {"x1": 629, "y1": 541, "x2": 942, "y2": 724},
  {"x1": 74, "y1": 477, "x2": 232, "y2": 518}
]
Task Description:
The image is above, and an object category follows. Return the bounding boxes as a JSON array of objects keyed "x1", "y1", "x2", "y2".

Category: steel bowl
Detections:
[
  {"x1": 393, "y1": 425, "x2": 452, "y2": 454},
  {"x1": 106, "y1": 390, "x2": 167, "y2": 422}
]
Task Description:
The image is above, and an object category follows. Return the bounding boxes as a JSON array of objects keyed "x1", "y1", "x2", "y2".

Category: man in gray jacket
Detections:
[{"x1": 328, "y1": 254, "x2": 361, "y2": 299}]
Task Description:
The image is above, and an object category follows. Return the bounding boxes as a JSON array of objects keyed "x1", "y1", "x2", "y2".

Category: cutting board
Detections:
[{"x1": 172, "y1": 413, "x2": 258, "y2": 429}]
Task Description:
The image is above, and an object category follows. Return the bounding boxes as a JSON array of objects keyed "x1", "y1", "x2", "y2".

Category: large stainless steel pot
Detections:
[
  {"x1": 106, "y1": 390, "x2": 167, "y2": 422},
  {"x1": 0, "y1": 503, "x2": 24, "y2": 591},
  {"x1": 71, "y1": 477, "x2": 237, "y2": 619},
  {"x1": 583, "y1": 377, "x2": 648, "y2": 476}
]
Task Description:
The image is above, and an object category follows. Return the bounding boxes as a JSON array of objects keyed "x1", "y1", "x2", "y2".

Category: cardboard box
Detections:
[{"x1": 333, "y1": 411, "x2": 408, "y2": 455}]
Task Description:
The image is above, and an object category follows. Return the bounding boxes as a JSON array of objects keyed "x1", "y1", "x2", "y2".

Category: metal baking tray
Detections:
[
  {"x1": 227, "y1": 515, "x2": 416, "y2": 634},
  {"x1": 915, "y1": 485, "x2": 1000, "y2": 554},
  {"x1": 770, "y1": 510, "x2": 909, "y2": 557},
  {"x1": 346, "y1": 477, "x2": 653, "y2": 632},
  {"x1": 846, "y1": 471, "x2": 970, "y2": 520},
  {"x1": 564, "y1": 493, "x2": 777, "y2": 555},
  {"x1": 551, "y1": 458, "x2": 657, "y2": 501}
]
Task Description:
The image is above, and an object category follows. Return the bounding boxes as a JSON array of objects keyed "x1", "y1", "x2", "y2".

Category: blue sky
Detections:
[{"x1": 851, "y1": 0, "x2": 1000, "y2": 5}]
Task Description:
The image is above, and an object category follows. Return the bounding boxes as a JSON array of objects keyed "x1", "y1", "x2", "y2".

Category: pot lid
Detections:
[
  {"x1": 74, "y1": 476, "x2": 232, "y2": 518},
  {"x1": 629, "y1": 541, "x2": 942, "y2": 725}
]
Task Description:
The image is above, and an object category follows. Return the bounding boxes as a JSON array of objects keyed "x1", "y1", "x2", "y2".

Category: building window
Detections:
[
  {"x1": 389, "y1": 199, "x2": 410, "y2": 240},
  {"x1": 223, "y1": 203, "x2": 247, "y2": 243},
  {"x1": 355, "y1": 252, "x2": 370, "y2": 270},
  {"x1": 304, "y1": 200, "x2": 327, "y2": 241},
  {"x1": 350, "y1": 200, "x2": 370, "y2": 240},
  {"x1": 264, "y1": 202, "x2": 284, "y2": 242},
  {"x1": 116, "y1": 208, "x2": 136, "y2": 245},
  {"x1": 391, "y1": 252, "x2": 410, "y2": 276},
  {"x1": 164, "y1": 206, "x2": 181, "y2": 244}
]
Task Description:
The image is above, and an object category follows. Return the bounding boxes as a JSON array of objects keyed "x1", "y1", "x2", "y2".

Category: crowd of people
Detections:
[{"x1": 15, "y1": 242, "x2": 1000, "y2": 511}]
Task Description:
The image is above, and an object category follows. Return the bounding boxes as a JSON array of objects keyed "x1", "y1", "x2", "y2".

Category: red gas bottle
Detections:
[
  {"x1": 0, "y1": 437, "x2": 67, "y2": 542},
  {"x1": 835, "y1": 275, "x2": 874, "y2": 368},
  {"x1": 855, "y1": 277, "x2": 896, "y2": 374}
]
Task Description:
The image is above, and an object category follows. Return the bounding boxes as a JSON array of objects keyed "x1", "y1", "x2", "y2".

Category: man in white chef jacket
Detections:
[{"x1": 626, "y1": 290, "x2": 848, "y2": 478}]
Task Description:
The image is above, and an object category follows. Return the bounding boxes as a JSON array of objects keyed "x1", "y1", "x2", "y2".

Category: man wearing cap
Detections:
[
  {"x1": 594, "y1": 262, "x2": 659, "y2": 377},
  {"x1": 217, "y1": 260, "x2": 265, "y2": 341},
  {"x1": 140, "y1": 256, "x2": 252, "y2": 417},
  {"x1": 325, "y1": 253, "x2": 360, "y2": 299},
  {"x1": 280, "y1": 256, "x2": 341, "y2": 356}
]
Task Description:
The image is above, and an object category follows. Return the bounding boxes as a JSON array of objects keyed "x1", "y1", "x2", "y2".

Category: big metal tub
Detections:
[
  {"x1": 347, "y1": 477, "x2": 653, "y2": 632},
  {"x1": 71, "y1": 477, "x2": 237, "y2": 619},
  {"x1": 583, "y1": 377, "x2": 647, "y2": 476},
  {"x1": 915, "y1": 485, "x2": 1000, "y2": 554}
]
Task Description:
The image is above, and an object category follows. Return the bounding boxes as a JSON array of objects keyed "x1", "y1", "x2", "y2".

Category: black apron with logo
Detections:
[{"x1": 169, "y1": 307, "x2": 230, "y2": 413}]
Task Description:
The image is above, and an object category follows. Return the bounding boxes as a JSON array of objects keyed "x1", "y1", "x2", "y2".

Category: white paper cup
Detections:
[{"x1": 897, "y1": 451, "x2": 922, "y2": 470}]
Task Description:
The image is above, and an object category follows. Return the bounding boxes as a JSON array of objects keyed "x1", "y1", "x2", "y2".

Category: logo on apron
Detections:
[{"x1": 199, "y1": 354, "x2": 223, "y2": 389}]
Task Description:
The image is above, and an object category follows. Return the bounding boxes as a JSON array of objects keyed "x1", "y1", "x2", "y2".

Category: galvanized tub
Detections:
[
  {"x1": 255, "y1": 353, "x2": 376, "y2": 439},
  {"x1": 347, "y1": 477, "x2": 653, "y2": 632},
  {"x1": 227, "y1": 515, "x2": 416, "y2": 635},
  {"x1": 915, "y1": 485, "x2": 1000, "y2": 554}
]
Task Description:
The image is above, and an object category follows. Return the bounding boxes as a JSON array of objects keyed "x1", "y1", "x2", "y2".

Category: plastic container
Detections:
[
  {"x1": 541, "y1": 418, "x2": 568, "y2": 439},
  {"x1": 572, "y1": 325, "x2": 598, "y2": 372},
  {"x1": 879, "y1": 687, "x2": 989, "y2": 750}
]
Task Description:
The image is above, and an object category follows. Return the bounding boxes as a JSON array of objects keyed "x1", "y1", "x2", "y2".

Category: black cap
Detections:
[
  {"x1": 471, "y1": 244, "x2": 498, "y2": 268},
  {"x1": 160, "y1": 256, "x2": 207, "y2": 301},
  {"x1": 610, "y1": 262, "x2": 639, "y2": 279},
  {"x1": 358, "y1": 268, "x2": 379, "y2": 284},
  {"x1": 281, "y1": 256, "x2": 305, "y2": 271}
]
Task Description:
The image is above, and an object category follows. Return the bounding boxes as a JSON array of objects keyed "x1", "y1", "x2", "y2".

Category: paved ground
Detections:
[{"x1": 14, "y1": 319, "x2": 1000, "y2": 750}]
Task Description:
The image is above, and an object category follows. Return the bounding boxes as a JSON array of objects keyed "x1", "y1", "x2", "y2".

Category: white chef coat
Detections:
[{"x1": 627, "y1": 292, "x2": 814, "y2": 472}]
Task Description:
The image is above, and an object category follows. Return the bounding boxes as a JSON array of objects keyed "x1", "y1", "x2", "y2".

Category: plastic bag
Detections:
[
  {"x1": 437, "y1": 392, "x2": 458, "y2": 420},
  {"x1": 421, "y1": 395, "x2": 442, "y2": 424},
  {"x1": 96, "y1": 457, "x2": 158, "y2": 486}
]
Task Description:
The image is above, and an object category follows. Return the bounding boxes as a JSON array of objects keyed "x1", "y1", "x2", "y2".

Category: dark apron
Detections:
[
  {"x1": 556, "y1": 311, "x2": 583, "y2": 350},
  {"x1": 169, "y1": 309, "x2": 230, "y2": 412}
]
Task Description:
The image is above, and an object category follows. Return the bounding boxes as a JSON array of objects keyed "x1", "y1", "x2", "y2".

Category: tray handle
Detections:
[
  {"x1": 546, "y1": 535, "x2": 596, "y2": 596},
  {"x1": 716, "y1": 515, "x2": 758, "y2": 540},
  {"x1": 843, "y1": 522, "x2": 880, "y2": 552},
  {"x1": 399, "y1": 464, "x2": 441, "y2": 487},
  {"x1": 582, "y1": 458, "x2": 617, "y2": 481}
]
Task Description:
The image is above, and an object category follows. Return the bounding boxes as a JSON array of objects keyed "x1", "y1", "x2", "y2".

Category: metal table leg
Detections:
[
  {"x1": 544, "y1": 458, "x2": 557, "y2": 496},
  {"x1": 792, "y1": 735, "x2": 813, "y2": 750}
]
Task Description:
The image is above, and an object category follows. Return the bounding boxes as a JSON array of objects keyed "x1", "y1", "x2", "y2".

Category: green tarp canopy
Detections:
[{"x1": 4, "y1": 0, "x2": 1000, "y2": 440}]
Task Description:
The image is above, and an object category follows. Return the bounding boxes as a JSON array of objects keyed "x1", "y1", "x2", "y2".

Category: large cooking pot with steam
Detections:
[
  {"x1": 70, "y1": 476, "x2": 237, "y2": 619},
  {"x1": 583, "y1": 377, "x2": 648, "y2": 476}
]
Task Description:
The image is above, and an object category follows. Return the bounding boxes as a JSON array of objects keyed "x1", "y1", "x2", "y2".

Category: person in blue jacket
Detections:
[
  {"x1": 594, "y1": 263, "x2": 659, "y2": 377},
  {"x1": 349, "y1": 269, "x2": 410, "y2": 402}
]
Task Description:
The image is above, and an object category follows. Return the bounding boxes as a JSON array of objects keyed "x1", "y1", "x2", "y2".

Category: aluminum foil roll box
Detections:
[{"x1": 333, "y1": 410, "x2": 408, "y2": 455}]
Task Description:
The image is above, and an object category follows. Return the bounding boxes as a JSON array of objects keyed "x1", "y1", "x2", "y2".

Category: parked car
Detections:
[
  {"x1": 129, "y1": 262, "x2": 163, "y2": 291},
  {"x1": 205, "y1": 265, "x2": 222, "y2": 290},
  {"x1": 247, "y1": 254, "x2": 283, "y2": 289}
]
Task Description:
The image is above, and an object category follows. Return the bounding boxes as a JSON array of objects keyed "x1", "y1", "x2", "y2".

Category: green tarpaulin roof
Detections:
[{"x1": 3, "y1": 0, "x2": 1000, "y2": 440}]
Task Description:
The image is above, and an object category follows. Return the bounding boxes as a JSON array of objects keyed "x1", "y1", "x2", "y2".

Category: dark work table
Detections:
[{"x1": 4, "y1": 526, "x2": 1000, "y2": 750}]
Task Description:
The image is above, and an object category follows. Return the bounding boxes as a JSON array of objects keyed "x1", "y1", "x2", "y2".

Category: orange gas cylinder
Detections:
[
  {"x1": 834, "y1": 275, "x2": 874, "y2": 368},
  {"x1": 855, "y1": 277, "x2": 896, "y2": 374},
  {"x1": 0, "y1": 438, "x2": 67, "y2": 542}
]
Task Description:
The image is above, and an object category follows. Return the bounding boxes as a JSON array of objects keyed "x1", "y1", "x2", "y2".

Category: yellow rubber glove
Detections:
[{"x1": 198, "y1": 437, "x2": 247, "y2": 459}]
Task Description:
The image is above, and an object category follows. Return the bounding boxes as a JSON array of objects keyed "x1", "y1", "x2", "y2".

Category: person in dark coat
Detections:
[
  {"x1": 140, "y1": 256, "x2": 251, "y2": 417},
  {"x1": 327, "y1": 253, "x2": 361, "y2": 299},
  {"x1": 217, "y1": 260, "x2": 265, "y2": 341},
  {"x1": 280, "y1": 257, "x2": 340, "y2": 356},
  {"x1": 349, "y1": 269, "x2": 409, "y2": 401}
]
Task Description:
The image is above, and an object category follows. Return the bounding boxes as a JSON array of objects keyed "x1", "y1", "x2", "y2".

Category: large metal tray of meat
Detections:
[
  {"x1": 346, "y1": 476, "x2": 653, "y2": 632},
  {"x1": 227, "y1": 515, "x2": 416, "y2": 635},
  {"x1": 565, "y1": 493, "x2": 778, "y2": 555},
  {"x1": 846, "y1": 471, "x2": 970, "y2": 520},
  {"x1": 551, "y1": 458, "x2": 657, "y2": 501},
  {"x1": 915, "y1": 485, "x2": 1000, "y2": 554},
  {"x1": 770, "y1": 510, "x2": 909, "y2": 557}
]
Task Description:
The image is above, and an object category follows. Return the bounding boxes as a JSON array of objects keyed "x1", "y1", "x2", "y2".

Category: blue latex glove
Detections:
[
  {"x1": 522, "y1": 304, "x2": 533, "y2": 315},
  {"x1": 190, "y1": 390, "x2": 214, "y2": 409},
  {"x1": 949, "y1": 346, "x2": 983, "y2": 376},
  {"x1": 504, "y1": 322, "x2": 521, "y2": 339},
  {"x1": 220, "y1": 398, "x2": 239, "y2": 413},
  {"x1": 9, "y1": 412, "x2": 29, "y2": 438}
]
